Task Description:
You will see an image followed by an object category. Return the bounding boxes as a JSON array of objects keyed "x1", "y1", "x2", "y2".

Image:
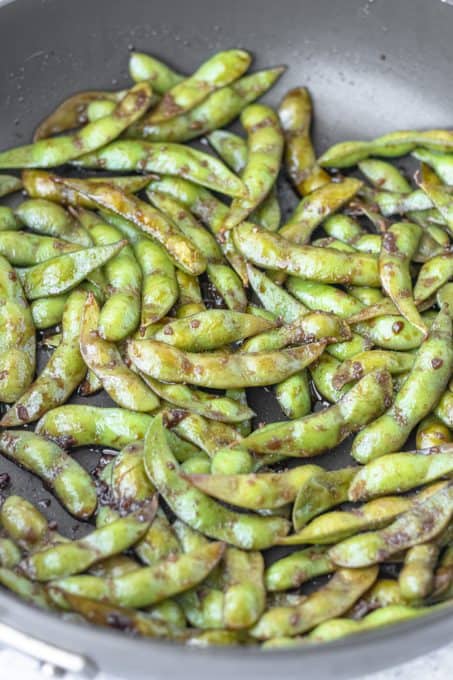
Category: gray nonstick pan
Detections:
[{"x1": 0, "y1": 0, "x2": 452, "y2": 677}]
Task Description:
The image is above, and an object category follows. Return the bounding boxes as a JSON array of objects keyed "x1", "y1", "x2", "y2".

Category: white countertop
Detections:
[{"x1": 2, "y1": 641, "x2": 453, "y2": 679}]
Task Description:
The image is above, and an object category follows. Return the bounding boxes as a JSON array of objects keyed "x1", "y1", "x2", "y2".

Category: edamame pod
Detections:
[
  {"x1": 128, "y1": 68, "x2": 285, "y2": 142},
  {"x1": 0, "y1": 496, "x2": 65, "y2": 552},
  {"x1": 0, "y1": 255, "x2": 36, "y2": 402},
  {"x1": 80, "y1": 293, "x2": 159, "y2": 412},
  {"x1": 0, "y1": 568, "x2": 52, "y2": 610},
  {"x1": 265, "y1": 547, "x2": 334, "y2": 591},
  {"x1": 352, "y1": 307, "x2": 453, "y2": 463},
  {"x1": 0, "y1": 431, "x2": 97, "y2": 519},
  {"x1": 0, "y1": 538, "x2": 21, "y2": 569},
  {"x1": 128, "y1": 339, "x2": 326, "y2": 389},
  {"x1": 17, "y1": 241, "x2": 125, "y2": 300},
  {"x1": 153, "y1": 310, "x2": 274, "y2": 351},
  {"x1": 223, "y1": 548, "x2": 266, "y2": 629},
  {"x1": 22, "y1": 170, "x2": 152, "y2": 208},
  {"x1": 144, "y1": 415, "x2": 290, "y2": 549},
  {"x1": 399, "y1": 543, "x2": 439, "y2": 601},
  {"x1": 129, "y1": 52, "x2": 184, "y2": 92},
  {"x1": 278, "y1": 87, "x2": 330, "y2": 196},
  {"x1": 279, "y1": 178, "x2": 362, "y2": 245},
  {"x1": 185, "y1": 465, "x2": 322, "y2": 511},
  {"x1": 292, "y1": 467, "x2": 357, "y2": 530},
  {"x1": 33, "y1": 89, "x2": 125, "y2": 141},
  {"x1": 416, "y1": 415, "x2": 452, "y2": 449},
  {"x1": 348, "y1": 446, "x2": 453, "y2": 500},
  {"x1": 330, "y1": 483, "x2": 453, "y2": 567},
  {"x1": 333, "y1": 350, "x2": 415, "y2": 389},
  {"x1": 250, "y1": 567, "x2": 378, "y2": 639},
  {"x1": 0, "y1": 174, "x2": 22, "y2": 197},
  {"x1": 412, "y1": 147, "x2": 453, "y2": 185},
  {"x1": 414, "y1": 253, "x2": 453, "y2": 304},
  {"x1": 0, "y1": 83, "x2": 152, "y2": 168},
  {"x1": 21, "y1": 501, "x2": 157, "y2": 581},
  {"x1": 246, "y1": 263, "x2": 307, "y2": 322},
  {"x1": 58, "y1": 178, "x2": 206, "y2": 275},
  {"x1": 74, "y1": 140, "x2": 246, "y2": 198},
  {"x1": 16, "y1": 198, "x2": 92, "y2": 247},
  {"x1": 379, "y1": 222, "x2": 426, "y2": 335},
  {"x1": 30, "y1": 294, "x2": 68, "y2": 329},
  {"x1": 0, "y1": 230, "x2": 77, "y2": 266},
  {"x1": 146, "y1": 50, "x2": 251, "y2": 123},
  {"x1": 0, "y1": 206, "x2": 21, "y2": 231},
  {"x1": 75, "y1": 209, "x2": 142, "y2": 341},
  {"x1": 358, "y1": 159, "x2": 412, "y2": 193},
  {"x1": 222, "y1": 105, "x2": 283, "y2": 229},
  {"x1": 236, "y1": 370, "x2": 393, "y2": 456},
  {"x1": 53, "y1": 541, "x2": 225, "y2": 609},
  {"x1": 1, "y1": 290, "x2": 87, "y2": 426},
  {"x1": 234, "y1": 222, "x2": 380, "y2": 287}
]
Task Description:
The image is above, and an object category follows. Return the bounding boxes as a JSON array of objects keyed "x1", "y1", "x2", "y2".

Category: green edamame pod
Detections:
[
  {"x1": 246, "y1": 263, "x2": 307, "y2": 322},
  {"x1": 33, "y1": 89, "x2": 125, "y2": 141},
  {"x1": 58, "y1": 178, "x2": 206, "y2": 276},
  {"x1": 1, "y1": 290, "x2": 87, "y2": 426},
  {"x1": 142, "y1": 377, "x2": 254, "y2": 423},
  {"x1": 15, "y1": 199, "x2": 93, "y2": 247},
  {"x1": 0, "y1": 538, "x2": 21, "y2": 569},
  {"x1": 265, "y1": 547, "x2": 334, "y2": 591},
  {"x1": 281, "y1": 495, "x2": 418, "y2": 546},
  {"x1": 207, "y1": 129, "x2": 281, "y2": 232},
  {"x1": 128, "y1": 68, "x2": 285, "y2": 143},
  {"x1": 0, "y1": 568, "x2": 52, "y2": 610},
  {"x1": 53, "y1": 541, "x2": 225, "y2": 609},
  {"x1": 17, "y1": 240, "x2": 125, "y2": 300},
  {"x1": 153, "y1": 310, "x2": 274, "y2": 351},
  {"x1": 223, "y1": 548, "x2": 266, "y2": 629},
  {"x1": 278, "y1": 87, "x2": 330, "y2": 196},
  {"x1": 85, "y1": 99, "x2": 117, "y2": 122},
  {"x1": 319, "y1": 129, "x2": 453, "y2": 168},
  {"x1": 99, "y1": 208, "x2": 179, "y2": 328},
  {"x1": 379, "y1": 222, "x2": 426, "y2": 335},
  {"x1": 0, "y1": 230, "x2": 77, "y2": 266},
  {"x1": 146, "y1": 50, "x2": 251, "y2": 123},
  {"x1": 185, "y1": 464, "x2": 322, "y2": 511},
  {"x1": 170, "y1": 411, "x2": 242, "y2": 457},
  {"x1": 0, "y1": 255, "x2": 36, "y2": 402},
  {"x1": 144, "y1": 415, "x2": 290, "y2": 549},
  {"x1": 128, "y1": 338, "x2": 326, "y2": 389},
  {"x1": 250, "y1": 566, "x2": 378, "y2": 640},
  {"x1": 417, "y1": 167, "x2": 453, "y2": 237},
  {"x1": 31, "y1": 294, "x2": 68, "y2": 329},
  {"x1": 75, "y1": 209, "x2": 142, "y2": 341},
  {"x1": 0, "y1": 174, "x2": 22, "y2": 197},
  {"x1": 80, "y1": 293, "x2": 159, "y2": 412},
  {"x1": 129, "y1": 52, "x2": 184, "y2": 92},
  {"x1": 22, "y1": 170, "x2": 152, "y2": 208},
  {"x1": 59, "y1": 591, "x2": 184, "y2": 639},
  {"x1": 358, "y1": 159, "x2": 412, "y2": 193},
  {"x1": 434, "y1": 388, "x2": 453, "y2": 429},
  {"x1": 348, "y1": 446, "x2": 453, "y2": 500},
  {"x1": 416, "y1": 415, "x2": 452, "y2": 449},
  {"x1": 292, "y1": 467, "x2": 357, "y2": 530},
  {"x1": 146, "y1": 176, "x2": 247, "y2": 283},
  {"x1": 333, "y1": 350, "x2": 415, "y2": 389},
  {"x1": 309, "y1": 353, "x2": 350, "y2": 403},
  {"x1": 0, "y1": 431, "x2": 97, "y2": 519},
  {"x1": 275, "y1": 371, "x2": 312, "y2": 419},
  {"x1": 413, "y1": 147, "x2": 453, "y2": 185},
  {"x1": 0, "y1": 83, "x2": 152, "y2": 168},
  {"x1": 0, "y1": 496, "x2": 65, "y2": 552},
  {"x1": 414, "y1": 254, "x2": 453, "y2": 304},
  {"x1": 352, "y1": 306, "x2": 453, "y2": 463},
  {"x1": 330, "y1": 483, "x2": 453, "y2": 568},
  {"x1": 75, "y1": 140, "x2": 246, "y2": 198},
  {"x1": 236, "y1": 370, "x2": 392, "y2": 456},
  {"x1": 279, "y1": 178, "x2": 362, "y2": 245},
  {"x1": 0, "y1": 206, "x2": 21, "y2": 231},
  {"x1": 234, "y1": 222, "x2": 380, "y2": 287},
  {"x1": 433, "y1": 546, "x2": 453, "y2": 598},
  {"x1": 399, "y1": 543, "x2": 439, "y2": 601},
  {"x1": 21, "y1": 500, "x2": 157, "y2": 581},
  {"x1": 222, "y1": 105, "x2": 283, "y2": 229}
]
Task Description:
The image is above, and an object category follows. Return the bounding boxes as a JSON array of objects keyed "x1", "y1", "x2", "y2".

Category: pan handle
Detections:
[{"x1": 0, "y1": 620, "x2": 97, "y2": 678}]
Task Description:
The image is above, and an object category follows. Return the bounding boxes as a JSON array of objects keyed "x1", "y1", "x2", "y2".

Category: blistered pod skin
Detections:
[
  {"x1": 0, "y1": 255, "x2": 36, "y2": 402},
  {"x1": 1, "y1": 289, "x2": 88, "y2": 426}
]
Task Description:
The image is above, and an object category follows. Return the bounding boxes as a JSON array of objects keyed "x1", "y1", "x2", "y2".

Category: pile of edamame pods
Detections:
[{"x1": 0, "y1": 47, "x2": 452, "y2": 648}]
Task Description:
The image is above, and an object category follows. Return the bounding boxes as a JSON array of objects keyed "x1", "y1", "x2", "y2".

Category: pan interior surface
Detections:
[{"x1": 0, "y1": 0, "x2": 452, "y2": 678}]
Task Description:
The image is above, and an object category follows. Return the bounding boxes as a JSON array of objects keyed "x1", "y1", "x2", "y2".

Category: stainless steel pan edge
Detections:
[{"x1": 1, "y1": 0, "x2": 453, "y2": 677}]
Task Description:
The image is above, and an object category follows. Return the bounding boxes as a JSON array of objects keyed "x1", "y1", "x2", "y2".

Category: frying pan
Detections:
[{"x1": 0, "y1": 0, "x2": 452, "y2": 677}]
